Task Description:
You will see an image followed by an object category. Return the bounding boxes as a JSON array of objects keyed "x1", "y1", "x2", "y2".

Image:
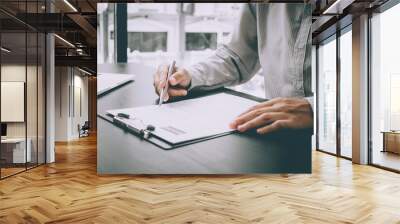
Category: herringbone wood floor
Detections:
[{"x1": 1, "y1": 134, "x2": 400, "y2": 224}]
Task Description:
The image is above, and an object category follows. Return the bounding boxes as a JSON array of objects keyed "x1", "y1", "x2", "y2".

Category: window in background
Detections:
[
  {"x1": 317, "y1": 36, "x2": 337, "y2": 155},
  {"x1": 339, "y1": 28, "x2": 352, "y2": 158},
  {"x1": 121, "y1": 3, "x2": 240, "y2": 66},
  {"x1": 371, "y1": 2, "x2": 400, "y2": 171},
  {"x1": 390, "y1": 74, "x2": 400, "y2": 130},
  {"x1": 99, "y1": 3, "x2": 266, "y2": 98},
  {"x1": 97, "y1": 3, "x2": 115, "y2": 64},
  {"x1": 186, "y1": 33, "x2": 217, "y2": 51},
  {"x1": 128, "y1": 32, "x2": 167, "y2": 52}
]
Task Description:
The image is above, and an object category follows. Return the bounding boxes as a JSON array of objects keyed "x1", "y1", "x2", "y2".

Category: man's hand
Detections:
[
  {"x1": 229, "y1": 98, "x2": 313, "y2": 134},
  {"x1": 153, "y1": 64, "x2": 192, "y2": 102}
]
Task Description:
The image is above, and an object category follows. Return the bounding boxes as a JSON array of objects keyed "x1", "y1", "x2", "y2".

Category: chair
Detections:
[{"x1": 79, "y1": 121, "x2": 90, "y2": 138}]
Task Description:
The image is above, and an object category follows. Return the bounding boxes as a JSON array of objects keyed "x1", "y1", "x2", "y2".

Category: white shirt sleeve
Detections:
[{"x1": 187, "y1": 4, "x2": 260, "y2": 91}]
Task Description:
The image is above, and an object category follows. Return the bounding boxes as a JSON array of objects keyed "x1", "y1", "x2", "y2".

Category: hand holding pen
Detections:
[{"x1": 154, "y1": 61, "x2": 192, "y2": 104}]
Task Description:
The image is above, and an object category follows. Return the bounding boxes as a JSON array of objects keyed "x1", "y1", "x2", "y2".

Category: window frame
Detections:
[
  {"x1": 0, "y1": 1, "x2": 47, "y2": 180},
  {"x1": 185, "y1": 32, "x2": 218, "y2": 51},
  {"x1": 367, "y1": 0, "x2": 400, "y2": 173},
  {"x1": 315, "y1": 23, "x2": 353, "y2": 161}
]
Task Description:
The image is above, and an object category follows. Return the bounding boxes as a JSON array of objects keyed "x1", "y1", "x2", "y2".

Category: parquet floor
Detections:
[
  {"x1": 1, "y1": 134, "x2": 400, "y2": 223},
  {"x1": 1, "y1": 167, "x2": 26, "y2": 178}
]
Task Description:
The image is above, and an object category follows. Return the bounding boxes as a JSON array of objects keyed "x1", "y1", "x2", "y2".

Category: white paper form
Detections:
[
  {"x1": 107, "y1": 93, "x2": 259, "y2": 145},
  {"x1": 97, "y1": 73, "x2": 135, "y2": 95}
]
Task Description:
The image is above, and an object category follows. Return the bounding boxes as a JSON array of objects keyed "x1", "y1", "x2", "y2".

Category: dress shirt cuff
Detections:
[
  {"x1": 305, "y1": 96, "x2": 314, "y2": 112},
  {"x1": 186, "y1": 65, "x2": 205, "y2": 91}
]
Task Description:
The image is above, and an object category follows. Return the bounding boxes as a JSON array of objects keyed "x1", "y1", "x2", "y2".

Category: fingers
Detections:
[
  {"x1": 159, "y1": 65, "x2": 170, "y2": 89},
  {"x1": 257, "y1": 120, "x2": 289, "y2": 134},
  {"x1": 154, "y1": 68, "x2": 160, "y2": 90},
  {"x1": 154, "y1": 65, "x2": 191, "y2": 103},
  {"x1": 231, "y1": 97, "x2": 312, "y2": 134},
  {"x1": 236, "y1": 112, "x2": 287, "y2": 132},
  {"x1": 230, "y1": 105, "x2": 282, "y2": 129},
  {"x1": 154, "y1": 65, "x2": 169, "y2": 95},
  {"x1": 162, "y1": 88, "x2": 187, "y2": 102},
  {"x1": 167, "y1": 88, "x2": 187, "y2": 97},
  {"x1": 162, "y1": 92, "x2": 169, "y2": 102},
  {"x1": 169, "y1": 72, "x2": 184, "y2": 86},
  {"x1": 238, "y1": 98, "x2": 281, "y2": 116},
  {"x1": 230, "y1": 109, "x2": 263, "y2": 129},
  {"x1": 169, "y1": 70, "x2": 191, "y2": 88}
]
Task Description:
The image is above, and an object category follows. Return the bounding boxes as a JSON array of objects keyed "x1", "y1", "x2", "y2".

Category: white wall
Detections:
[
  {"x1": 1, "y1": 82, "x2": 25, "y2": 122},
  {"x1": 55, "y1": 66, "x2": 69, "y2": 141},
  {"x1": 1, "y1": 65, "x2": 41, "y2": 138},
  {"x1": 1, "y1": 65, "x2": 26, "y2": 136},
  {"x1": 71, "y1": 74, "x2": 89, "y2": 138},
  {"x1": 1, "y1": 65, "x2": 26, "y2": 140},
  {"x1": 54, "y1": 67, "x2": 89, "y2": 141},
  {"x1": 1, "y1": 63, "x2": 46, "y2": 164}
]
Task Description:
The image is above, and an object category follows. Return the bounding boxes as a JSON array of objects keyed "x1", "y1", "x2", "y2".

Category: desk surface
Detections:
[
  {"x1": 381, "y1": 131, "x2": 400, "y2": 134},
  {"x1": 1, "y1": 138, "x2": 27, "y2": 143},
  {"x1": 97, "y1": 63, "x2": 312, "y2": 174}
]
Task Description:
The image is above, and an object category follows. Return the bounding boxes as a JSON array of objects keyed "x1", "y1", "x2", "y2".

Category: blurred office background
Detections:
[
  {"x1": 315, "y1": 1, "x2": 400, "y2": 170},
  {"x1": 97, "y1": 3, "x2": 265, "y2": 98},
  {"x1": 0, "y1": 0, "x2": 97, "y2": 179}
]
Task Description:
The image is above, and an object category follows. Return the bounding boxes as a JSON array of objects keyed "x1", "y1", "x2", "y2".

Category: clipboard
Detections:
[
  {"x1": 103, "y1": 90, "x2": 265, "y2": 150},
  {"x1": 97, "y1": 73, "x2": 135, "y2": 96}
]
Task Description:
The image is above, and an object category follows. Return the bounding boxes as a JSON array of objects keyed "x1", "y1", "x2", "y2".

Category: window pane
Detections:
[
  {"x1": 318, "y1": 37, "x2": 337, "y2": 154},
  {"x1": 97, "y1": 3, "x2": 115, "y2": 64},
  {"x1": 371, "y1": 3, "x2": 400, "y2": 171},
  {"x1": 128, "y1": 32, "x2": 167, "y2": 52},
  {"x1": 98, "y1": 3, "x2": 265, "y2": 98},
  {"x1": 340, "y1": 29, "x2": 352, "y2": 158},
  {"x1": 186, "y1": 33, "x2": 217, "y2": 51},
  {"x1": 1, "y1": 31, "x2": 28, "y2": 177}
]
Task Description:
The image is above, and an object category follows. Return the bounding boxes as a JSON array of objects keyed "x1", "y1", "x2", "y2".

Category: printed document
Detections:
[{"x1": 107, "y1": 93, "x2": 259, "y2": 144}]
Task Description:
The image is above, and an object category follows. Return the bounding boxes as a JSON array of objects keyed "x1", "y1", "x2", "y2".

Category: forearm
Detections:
[
  {"x1": 186, "y1": 4, "x2": 260, "y2": 91},
  {"x1": 187, "y1": 45, "x2": 260, "y2": 91},
  {"x1": 305, "y1": 96, "x2": 314, "y2": 112}
]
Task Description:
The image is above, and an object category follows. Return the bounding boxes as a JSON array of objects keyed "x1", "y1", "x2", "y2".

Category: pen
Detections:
[{"x1": 159, "y1": 60, "x2": 176, "y2": 106}]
